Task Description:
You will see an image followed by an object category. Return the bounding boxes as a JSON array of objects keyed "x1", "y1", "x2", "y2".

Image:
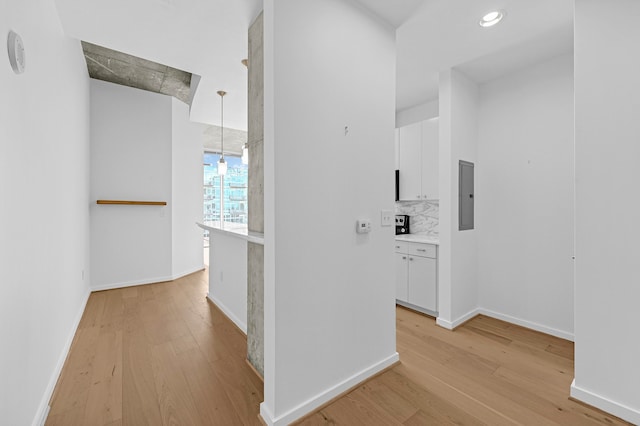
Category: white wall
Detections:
[
  {"x1": 262, "y1": 0, "x2": 397, "y2": 424},
  {"x1": 171, "y1": 98, "x2": 205, "y2": 277},
  {"x1": 90, "y1": 80, "x2": 173, "y2": 289},
  {"x1": 0, "y1": 0, "x2": 91, "y2": 424},
  {"x1": 438, "y1": 69, "x2": 479, "y2": 328},
  {"x1": 477, "y1": 54, "x2": 574, "y2": 340},
  {"x1": 573, "y1": 1, "x2": 640, "y2": 423},
  {"x1": 208, "y1": 232, "x2": 248, "y2": 333},
  {"x1": 91, "y1": 81, "x2": 203, "y2": 290},
  {"x1": 396, "y1": 99, "x2": 439, "y2": 127}
]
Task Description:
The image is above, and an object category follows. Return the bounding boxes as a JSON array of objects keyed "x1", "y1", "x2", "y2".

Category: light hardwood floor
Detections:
[
  {"x1": 47, "y1": 270, "x2": 630, "y2": 425},
  {"x1": 46, "y1": 271, "x2": 263, "y2": 426},
  {"x1": 297, "y1": 308, "x2": 630, "y2": 425}
]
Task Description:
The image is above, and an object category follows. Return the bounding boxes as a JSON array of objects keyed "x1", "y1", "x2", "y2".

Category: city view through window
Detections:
[{"x1": 203, "y1": 152, "x2": 248, "y2": 232}]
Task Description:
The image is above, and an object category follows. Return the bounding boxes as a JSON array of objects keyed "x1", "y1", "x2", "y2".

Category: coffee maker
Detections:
[{"x1": 395, "y1": 215, "x2": 410, "y2": 235}]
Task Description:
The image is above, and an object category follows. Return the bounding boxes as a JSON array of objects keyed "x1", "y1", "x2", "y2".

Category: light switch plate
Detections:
[{"x1": 381, "y1": 210, "x2": 393, "y2": 227}]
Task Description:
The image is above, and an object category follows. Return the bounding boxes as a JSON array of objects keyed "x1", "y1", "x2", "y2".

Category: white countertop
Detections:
[
  {"x1": 197, "y1": 222, "x2": 265, "y2": 245},
  {"x1": 198, "y1": 222, "x2": 434, "y2": 246},
  {"x1": 395, "y1": 234, "x2": 439, "y2": 245}
]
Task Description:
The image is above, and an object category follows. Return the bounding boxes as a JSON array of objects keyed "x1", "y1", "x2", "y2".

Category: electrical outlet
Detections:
[{"x1": 381, "y1": 210, "x2": 393, "y2": 227}]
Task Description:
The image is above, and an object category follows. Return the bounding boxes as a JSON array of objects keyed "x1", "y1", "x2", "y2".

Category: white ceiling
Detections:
[
  {"x1": 352, "y1": 0, "x2": 425, "y2": 28},
  {"x1": 395, "y1": 0, "x2": 574, "y2": 111},
  {"x1": 54, "y1": 0, "x2": 574, "y2": 126}
]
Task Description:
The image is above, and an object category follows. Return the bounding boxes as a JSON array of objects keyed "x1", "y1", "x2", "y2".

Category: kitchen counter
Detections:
[
  {"x1": 196, "y1": 221, "x2": 263, "y2": 334},
  {"x1": 395, "y1": 234, "x2": 439, "y2": 245},
  {"x1": 197, "y1": 221, "x2": 264, "y2": 245}
]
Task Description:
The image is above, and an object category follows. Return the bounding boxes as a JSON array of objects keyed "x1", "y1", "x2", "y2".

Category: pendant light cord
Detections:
[
  {"x1": 217, "y1": 90, "x2": 227, "y2": 160},
  {"x1": 220, "y1": 93, "x2": 224, "y2": 159}
]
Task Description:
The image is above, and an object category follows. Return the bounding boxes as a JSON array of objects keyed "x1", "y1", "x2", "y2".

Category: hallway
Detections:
[
  {"x1": 46, "y1": 271, "x2": 263, "y2": 425},
  {"x1": 47, "y1": 270, "x2": 630, "y2": 425}
]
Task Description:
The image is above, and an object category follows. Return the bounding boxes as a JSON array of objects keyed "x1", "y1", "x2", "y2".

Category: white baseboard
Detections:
[
  {"x1": 436, "y1": 307, "x2": 574, "y2": 342},
  {"x1": 259, "y1": 352, "x2": 400, "y2": 426},
  {"x1": 37, "y1": 406, "x2": 50, "y2": 426},
  {"x1": 479, "y1": 308, "x2": 574, "y2": 342},
  {"x1": 91, "y1": 266, "x2": 204, "y2": 292},
  {"x1": 172, "y1": 265, "x2": 205, "y2": 281},
  {"x1": 260, "y1": 403, "x2": 276, "y2": 426},
  {"x1": 206, "y1": 294, "x2": 247, "y2": 335},
  {"x1": 571, "y1": 379, "x2": 640, "y2": 424},
  {"x1": 436, "y1": 308, "x2": 480, "y2": 330},
  {"x1": 33, "y1": 287, "x2": 91, "y2": 426}
]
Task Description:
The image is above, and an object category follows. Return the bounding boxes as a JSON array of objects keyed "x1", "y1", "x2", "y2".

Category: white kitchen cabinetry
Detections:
[
  {"x1": 395, "y1": 241, "x2": 438, "y2": 315},
  {"x1": 394, "y1": 128, "x2": 400, "y2": 170},
  {"x1": 395, "y1": 253, "x2": 408, "y2": 301},
  {"x1": 397, "y1": 118, "x2": 439, "y2": 201},
  {"x1": 421, "y1": 118, "x2": 439, "y2": 200},
  {"x1": 398, "y1": 122, "x2": 422, "y2": 200}
]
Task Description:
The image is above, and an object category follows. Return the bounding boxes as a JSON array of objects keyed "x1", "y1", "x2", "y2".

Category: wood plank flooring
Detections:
[
  {"x1": 47, "y1": 271, "x2": 631, "y2": 425},
  {"x1": 46, "y1": 271, "x2": 263, "y2": 426},
  {"x1": 297, "y1": 307, "x2": 631, "y2": 426}
]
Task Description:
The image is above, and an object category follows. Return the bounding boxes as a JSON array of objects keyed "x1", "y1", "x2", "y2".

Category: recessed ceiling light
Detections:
[{"x1": 479, "y1": 10, "x2": 505, "y2": 27}]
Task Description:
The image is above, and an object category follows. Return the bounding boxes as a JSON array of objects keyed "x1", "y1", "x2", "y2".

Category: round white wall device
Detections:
[{"x1": 7, "y1": 30, "x2": 25, "y2": 74}]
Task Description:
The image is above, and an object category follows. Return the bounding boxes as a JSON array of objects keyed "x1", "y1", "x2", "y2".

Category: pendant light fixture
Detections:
[
  {"x1": 241, "y1": 143, "x2": 249, "y2": 164},
  {"x1": 217, "y1": 90, "x2": 228, "y2": 176}
]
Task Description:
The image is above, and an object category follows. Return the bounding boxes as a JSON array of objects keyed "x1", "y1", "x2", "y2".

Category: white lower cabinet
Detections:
[
  {"x1": 395, "y1": 241, "x2": 438, "y2": 315},
  {"x1": 408, "y1": 255, "x2": 437, "y2": 312},
  {"x1": 395, "y1": 252, "x2": 409, "y2": 301}
]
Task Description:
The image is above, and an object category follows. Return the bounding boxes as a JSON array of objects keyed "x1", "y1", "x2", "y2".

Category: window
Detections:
[{"x1": 203, "y1": 152, "x2": 248, "y2": 226}]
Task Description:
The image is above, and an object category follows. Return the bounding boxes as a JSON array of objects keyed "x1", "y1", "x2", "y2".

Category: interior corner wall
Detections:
[
  {"x1": 90, "y1": 80, "x2": 173, "y2": 289},
  {"x1": 0, "y1": 0, "x2": 91, "y2": 424},
  {"x1": 573, "y1": 0, "x2": 640, "y2": 423},
  {"x1": 396, "y1": 99, "x2": 439, "y2": 127},
  {"x1": 261, "y1": 0, "x2": 397, "y2": 424},
  {"x1": 171, "y1": 98, "x2": 205, "y2": 278},
  {"x1": 476, "y1": 53, "x2": 574, "y2": 340},
  {"x1": 438, "y1": 69, "x2": 479, "y2": 328}
]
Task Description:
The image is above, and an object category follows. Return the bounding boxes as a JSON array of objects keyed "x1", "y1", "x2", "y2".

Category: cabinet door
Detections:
[
  {"x1": 395, "y1": 252, "x2": 408, "y2": 302},
  {"x1": 407, "y1": 255, "x2": 437, "y2": 312},
  {"x1": 398, "y1": 122, "x2": 422, "y2": 201},
  {"x1": 394, "y1": 128, "x2": 400, "y2": 170},
  {"x1": 421, "y1": 118, "x2": 439, "y2": 200}
]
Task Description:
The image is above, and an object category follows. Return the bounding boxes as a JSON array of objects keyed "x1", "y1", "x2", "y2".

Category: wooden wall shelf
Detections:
[{"x1": 96, "y1": 200, "x2": 167, "y2": 206}]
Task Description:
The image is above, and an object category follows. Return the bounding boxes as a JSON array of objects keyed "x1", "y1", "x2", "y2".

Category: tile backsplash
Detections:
[{"x1": 395, "y1": 200, "x2": 439, "y2": 236}]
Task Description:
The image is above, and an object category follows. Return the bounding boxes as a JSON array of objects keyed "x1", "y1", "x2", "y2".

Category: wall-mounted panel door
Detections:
[{"x1": 459, "y1": 160, "x2": 474, "y2": 230}]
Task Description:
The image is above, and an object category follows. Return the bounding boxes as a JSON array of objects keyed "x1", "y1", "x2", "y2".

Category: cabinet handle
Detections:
[
  {"x1": 395, "y1": 245, "x2": 400, "y2": 249},
  {"x1": 402, "y1": 256, "x2": 406, "y2": 260},
  {"x1": 416, "y1": 195, "x2": 420, "y2": 199},
  {"x1": 409, "y1": 257, "x2": 413, "y2": 261},
  {"x1": 416, "y1": 248, "x2": 426, "y2": 252}
]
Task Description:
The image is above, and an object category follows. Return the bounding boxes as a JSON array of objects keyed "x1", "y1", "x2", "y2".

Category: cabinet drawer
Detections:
[
  {"x1": 394, "y1": 241, "x2": 409, "y2": 253},
  {"x1": 408, "y1": 242, "x2": 436, "y2": 258}
]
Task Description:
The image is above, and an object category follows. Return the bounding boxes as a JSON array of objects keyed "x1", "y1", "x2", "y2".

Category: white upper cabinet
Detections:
[
  {"x1": 397, "y1": 118, "x2": 439, "y2": 201},
  {"x1": 421, "y1": 118, "x2": 439, "y2": 201},
  {"x1": 398, "y1": 121, "x2": 422, "y2": 201},
  {"x1": 394, "y1": 128, "x2": 400, "y2": 170}
]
